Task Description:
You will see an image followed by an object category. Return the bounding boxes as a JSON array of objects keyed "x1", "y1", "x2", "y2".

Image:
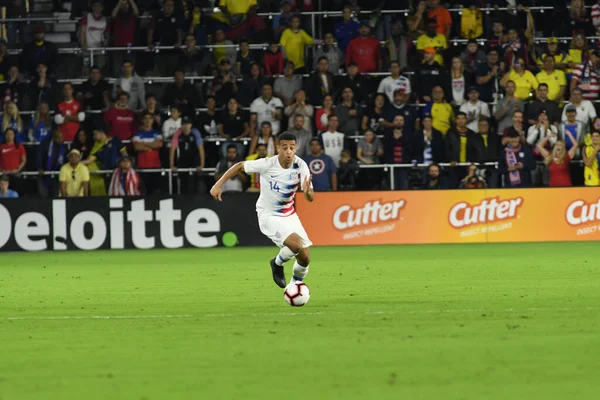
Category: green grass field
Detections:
[{"x1": 1, "y1": 243, "x2": 600, "y2": 400}]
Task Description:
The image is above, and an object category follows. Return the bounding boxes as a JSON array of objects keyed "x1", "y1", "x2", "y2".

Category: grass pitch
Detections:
[{"x1": 1, "y1": 243, "x2": 600, "y2": 400}]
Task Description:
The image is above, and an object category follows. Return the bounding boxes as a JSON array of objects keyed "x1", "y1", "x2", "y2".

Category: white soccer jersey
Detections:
[
  {"x1": 244, "y1": 155, "x2": 311, "y2": 217},
  {"x1": 320, "y1": 130, "x2": 344, "y2": 166},
  {"x1": 250, "y1": 96, "x2": 284, "y2": 135},
  {"x1": 460, "y1": 100, "x2": 490, "y2": 132},
  {"x1": 162, "y1": 118, "x2": 181, "y2": 147},
  {"x1": 377, "y1": 75, "x2": 411, "y2": 103}
]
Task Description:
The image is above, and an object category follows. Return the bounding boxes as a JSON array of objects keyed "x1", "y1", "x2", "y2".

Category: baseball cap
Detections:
[
  {"x1": 182, "y1": 116, "x2": 193, "y2": 125},
  {"x1": 547, "y1": 37, "x2": 558, "y2": 44},
  {"x1": 565, "y1": 104, "x2": 577, "y2": 113},
  {"x1": 468, "y1": 86, "x2": 480, "y2": 93},
  {"x1": 34, "y1": 25, "x2": 45, "y2": 34},
  {"x1": 424, "y1": 47, "x2": 437, "y2": 55},
  {"x1": 68, "y1": 149, "x2": 81, "y2": 157},
  {"x1": 0, "y1": 174, "x2": 9, "y2": 182}
]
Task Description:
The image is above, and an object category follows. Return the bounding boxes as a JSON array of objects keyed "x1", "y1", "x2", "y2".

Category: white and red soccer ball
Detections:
[{"x1": 284, "y1": 282, "x2": 310, "y2": 306}]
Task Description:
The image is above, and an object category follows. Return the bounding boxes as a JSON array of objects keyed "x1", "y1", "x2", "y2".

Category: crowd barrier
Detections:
[
  {"x1": 0, "y1": 193, "x2": 271, "y2": 252},
  {"x1": 296, "y1": 187, "x2": 600, "y2": 246}
]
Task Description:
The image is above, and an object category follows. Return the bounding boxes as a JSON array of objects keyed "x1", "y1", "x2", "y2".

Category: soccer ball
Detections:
[{"x1": 284, "y1": 282, "x2": 310, "y2": 306}]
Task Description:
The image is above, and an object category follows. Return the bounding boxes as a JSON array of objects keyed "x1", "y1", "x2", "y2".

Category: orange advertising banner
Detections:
[{"x1": 296, "y1": 188, "x2": 600, "y2": 246}]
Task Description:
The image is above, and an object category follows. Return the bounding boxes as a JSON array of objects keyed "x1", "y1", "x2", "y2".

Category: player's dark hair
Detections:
[{"x1": 279, "y1": 132, "x2": 297, "y2": 143}]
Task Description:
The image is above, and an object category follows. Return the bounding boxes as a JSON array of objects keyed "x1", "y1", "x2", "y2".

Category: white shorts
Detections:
[{"x1": 258, "y1": 213, "x2": 313, "y2": 249}]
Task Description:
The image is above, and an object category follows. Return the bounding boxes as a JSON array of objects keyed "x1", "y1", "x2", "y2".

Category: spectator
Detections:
[
  {"x1": 73, "y1": 129, "x2": 93, "y2": 160},
  {"x1": 527, "y1": 111, "x2": 559, "y2": 186},
  {"x1": 410, "y1": 115, "x2": 445, "y2": 164},
  {"x1": 459, "y1": 87, "x2": 490, "y2": 132},
  {"x1": 427, "y1": 0, "x2": 452, "y2": 39},
  {"x1": 2, "y1": 102, "x2": 26, "y2": 142},
  {"x1": 593, "y1": 0, "x2": 600, "y2": 35},
  {"x1": 249, "y1": 121, "x2": 276, "y2": 157},
  {"x1": 280, "y1": 15, "x2": 315, "y2": 74},
  {"x1": 338, "y1": 61, "x2": 370, "y2": 104},
  {"x1": 583, "y1": 131, "x2": 600, "y2": 186},
  {"x1": 148, "y1": 0, "x2": 183, "y2": 77},
  {"x1": 0, "y1": 174, "x2": 18, "y2": 198},
  {"x1": 536, "y1": 130, "x2": 578, "y2": 187},
  {"x1": 357, "y1": 128, "x2": 383, "y2": 165},
  {"x1": 238, "y1": 63, "x2": 268, "y2": 107},
  {"x1": 179, "y1": 34, "x2": 206, "y2": 76},
  {"x1": 219, "y1": 98, "x2": 250, "y2": 140},
  {"x1": 162, "y1": 105, "x2": 183, "y2": 150},
  {"x1": 250, "y1": 84, "x2": 283, "y2": 136},
  {"x1": 199, "y1": 96, "x2": 219, "y2": 139},
  {"x1": 83, "y1": 124, "x2": 127, "y2": 196},
  {"x1": 162, "y1": 69, "x2": 200, "y2": 118},
  {"x1": 536, "y1": 37, "x2": 570, "y2": 71},
  {"x1": 215, "y1": 144, "x2": 246, "y2": 193},
  {"x1": 345, "y1": 22, "x2": 381, "y2": 74},
  {"x1": 59, "y1": 149, "x2": 90, "y2": 197},
  {"x1": 1, "y1": 66, "x2": 26, "y2": 109},
  {"x1": 245, "y1": 143, "x2": 268, "y2": 193},
  {"x1": 210, "y1": 59, "x2": 238, "y2": 108},
  {"x1": 501, "y1": 110, "x2": 527, "y2": 146},
  {"x1": 565, "y1": 34, "x2": 588, "y2": 77},
  {"x1": 337, "y1": 149, "x2": 359, "y2": 191},
  {"x1": 132, "y1": 111, "x2": 163, "y2": 194},
  {"x1": 422, "y1": 86, "x2": 454, "y2": 135},
  {"x1": 110, "y1": 0, "x2": 140, "y2": 77},
  {"x1": 525, "y1": 84, "x2": 561, "y2": 127},
  {"x1": 459, "y1": 39, "x2": 486, "y2": 78},
  {"x1": 113, "y1": 60, "x2": 146, "y2": 111},
  {"x1": 36, "y1": 130, "x2": 67, "y2": 198},
  {"x1": 235, "y1": 37, "x2": 255, "y2": 78},
  {"x1": 415, "y1": 48, "x2": 451, "y2": 102},
  {"x1": 562, "y1": 88, "x2": 596, "y2": 134},
  {"x1": 142, "y1": 93, "x2": 162, "y2": 130},
  {"x1": 494, "y1": 80, "x2": 524, "y2": 137},
  {"x1": 307, "y1": 57, "x2": 337, "y2": 107},
  {"x1": 80, "y1": 0, "x2": 109, "y2": 72},
  {"x1": 416, "y1": 22, "x2": 447, "y2": 66},
  {"x1": 500, "y1": 58, "x2": 538, "y2": 101},
  {"x1": 570, "y1": 50, "x2": 600, "y2": 102},
  {"x1": 486, "y1": 20, "x2": 506, "y2": 49},
  {"x1": 502, "y1": 29, "x2": 532, "y2": 69},
  {"x1": 446, "y1": 112, "x2": 479, "y2": 169},
  {"x1": 103, "y1": 92, "x2": 137, "y2": 141},
  {"x1": 450, "y1": 57, "x2": 471, "y2": 107},
  {"x1": 334, "y1": 5, "x2": 360, "y2": 53},
  {"x1": 213, "y1": 0, "x2": 265, "y2": 42},
  {"x1": 336, "y1": 87, "x2": 361, "y2": 136},
  {"x1": 383, "y1": 115, "x2": 409, "y2": 190},
  {"x1": 559, "y1": 105, "x2": 586, "y2": 152},
  {"x1": 273, "y1": 0, "x2": 294, "y2": 39},
  {"x1": 264, "y1": 41, "x2": 284, "y2": 77},
  {"x1": 108, "y1": 155, "x2": 142, "y2": 196},
  {"x1": 383, "y1": 20, "x2": 414, "y2": 71},
  {"x1": 169, "y1": 117, "x2": 205, "y2": 194},
  {"x1": 285, "y1": 115, "x2": 312, "y2": 158},
  {"x1": 313, "y1": 32, "x2": 345, "y2": 74},
  {"x1": 459, "y1": 164, "x2": 487, "y2": 189},
  {"x1": 77, "y1": 66, "x2": 110, "y2": 112},
  {"x1": 382, "y1": 89, "x2": 419, "y2": 136},
  {"x1": 303, "y1": 139, "x2": 337, "y2": 191},
  {"x1": 27, "y1": 62, "x2": 58, "y2": 110},
  {"x1": 285, "y1": 89, "x2": 313, "y2": 134},
  {"x1": 564, "y1": 0, "x2": 593, "y2": 37},
  {"x1": 474, "y1": 116, "x2": 501, "y2": 163},
  {"x1": 211, "y1": 29, "x2": 236, "y2": 67},
  {"x1": 362, "y1": 94, "x2": 386, "y2": 135},
  {"x1": 536, "y1": 56, "x2": 567, "y2": 103},
  {"x1": 423, "y1": 163, "x2": 442, "y2": 190},
  {"x1": 0, "y1": 128, "x2": 26, "y2": 185},
  {"x1": 274, "y1": 61, "x2": 303, "y2": 106},
  {"x1": 377, "y1": 61, "x2": 411, "y2": 104},
  {"x1": 28, "y1": 102, "x2": 53, "y2": 142},
  {"x1": 499, "y1": 130, "x2": 534, "y2": 188},
  {"x1": 54, "y1": 83, "x2": 85, "y2": 142},
  {"x1": 315, "y1": 95, "x2": 334, "y2": 133},
  {"x1": 19, "y1": 26, "x2": 58, "y2": 77},
  {"x1": 319, "y1": 114, "x2": 344, "y2": 167},
  {"x1": 475, "y1": 48, "x2": 501, "y2": 103}
]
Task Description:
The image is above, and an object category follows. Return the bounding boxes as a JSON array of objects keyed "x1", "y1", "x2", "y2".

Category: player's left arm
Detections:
[{"x1": 303, "y1": 175, "x2": 314, "y2": 202}]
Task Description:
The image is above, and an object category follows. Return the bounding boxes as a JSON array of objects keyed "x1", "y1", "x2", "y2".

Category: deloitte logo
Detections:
[{"x1": 0, "y1": 198, "x2": 239, "y2": 252}]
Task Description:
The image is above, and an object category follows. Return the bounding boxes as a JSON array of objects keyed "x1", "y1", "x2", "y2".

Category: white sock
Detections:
[
  {"x1": 275, "y1": 247, "x2": 295, "y2": 266},
  {"x1": 291, "y1": 261, "x2": 309, "y2": 283}
]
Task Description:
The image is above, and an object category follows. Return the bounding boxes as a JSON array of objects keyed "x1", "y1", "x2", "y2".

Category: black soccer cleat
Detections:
[{"x1": 270, "y1": 257, "x2": 286, "y2": 288}]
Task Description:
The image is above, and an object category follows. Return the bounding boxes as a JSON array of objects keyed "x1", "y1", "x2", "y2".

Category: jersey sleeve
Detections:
[{"x1": 244, "y1": 157, "x2": 270, "y2": 174}]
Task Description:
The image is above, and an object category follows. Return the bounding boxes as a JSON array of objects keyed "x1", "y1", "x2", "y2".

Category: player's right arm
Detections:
[{"x1": 210, "y1": 158, "x2": 268, "y2": 201}]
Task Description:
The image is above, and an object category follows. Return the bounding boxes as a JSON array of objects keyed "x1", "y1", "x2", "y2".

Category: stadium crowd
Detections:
[{"x1": 1, "y1": 0, "x2": 600, "y2": 198}]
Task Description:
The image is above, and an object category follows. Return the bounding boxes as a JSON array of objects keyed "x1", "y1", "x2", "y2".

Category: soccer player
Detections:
[{"x1": 210, "y1": 132, "x2": 314, "y2": 288}]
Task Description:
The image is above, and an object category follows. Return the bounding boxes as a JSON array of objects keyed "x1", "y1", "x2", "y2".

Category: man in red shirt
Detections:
[
  {"x1": 110, "y1": 0, "x2": 140, "y2": 76},
  {"x1": 103, "y1": 92, "x2": 137, "y2": 140},
  {"x1": 54, "y1": 82, "x2": 85, "y2": 141},
  {"x1": 345, "y1": 22, "x2": 381, "y2": 73},
  {"x1": 0, "y1": 128, "x2": 26, "y2": 195}
]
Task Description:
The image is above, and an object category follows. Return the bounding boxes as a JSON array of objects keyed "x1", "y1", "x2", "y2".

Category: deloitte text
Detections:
[{"x1": 0, "y1": 198, "x2": 221, "y2": 251}]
